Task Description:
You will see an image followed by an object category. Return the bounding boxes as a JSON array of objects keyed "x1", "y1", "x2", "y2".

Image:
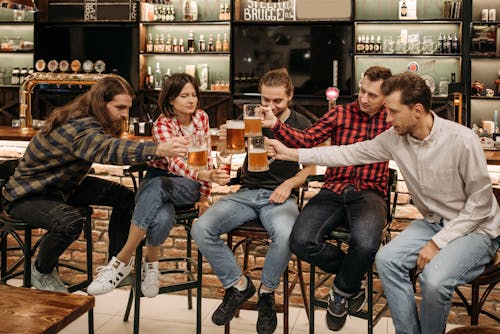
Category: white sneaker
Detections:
[
  {"x1": 87, "y1": 256, "x2": 132, "y2": 295},
  {"x1": 141, "y1": 261, "x2": 159, "y2": 298},
  {"x1": 31, "y1": 263, "x2": 69, "y2": 293}
]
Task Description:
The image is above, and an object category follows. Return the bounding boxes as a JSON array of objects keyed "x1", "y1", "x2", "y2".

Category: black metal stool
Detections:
[
  {"x1": 225, "y1": 218, "x2": 308, "y2": 334},
  {"x1": 122, "y1": 163, "x2": 203, "y2": 334},
  {"x1": 302, "y1": 168, "x2": 398, "y2": 334}
]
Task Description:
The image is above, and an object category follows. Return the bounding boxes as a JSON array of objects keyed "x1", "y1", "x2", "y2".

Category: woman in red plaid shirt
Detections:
[{"x1": 89, "y1": 73, "x2": 229, "y2": 298}]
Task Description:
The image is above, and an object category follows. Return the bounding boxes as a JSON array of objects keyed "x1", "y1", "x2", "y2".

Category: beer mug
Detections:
[
  {"x1": 187, "y1": 134, "x2": 208, "y2": 170},
  {"x1": 226, "y1": 120, "x2": 245, "y2": 153},
  {"x1": 243, "y1": 104, "x2": 262, "y2": 137},
  {"x1": 382, "y1": 36, "x2": 395, "y2": 54},
  {"x1": 408, "y1": 40, "x2": 421, "y2": 54},
  {"x1": 247, "y1": 136, "x2": 273, "y2": 172}
]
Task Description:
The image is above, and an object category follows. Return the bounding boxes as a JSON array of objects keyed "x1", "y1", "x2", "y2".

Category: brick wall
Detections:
[{"x1": 2, "y1": 166, "x2": 499, "y2": 327}]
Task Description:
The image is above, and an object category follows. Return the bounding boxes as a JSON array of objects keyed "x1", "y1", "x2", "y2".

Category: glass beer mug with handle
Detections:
[
  {"x1": 187, "y1": 134, "x2": 209, "y2": 170},
  {"x1": 225, "y1": 120, "x2": 245, "y2": 153},
  {"x1": 247, "y1": 136, "x2": 274, "y2": 172},
  {"x1": 243, "y1": 104, "x2": 262, "y2": 137}
]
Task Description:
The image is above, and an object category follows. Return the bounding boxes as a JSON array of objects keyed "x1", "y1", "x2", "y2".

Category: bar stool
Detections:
[
  {"x1": 0, "y1": 206, "x2": 94, "y2": 334},
  {"x1": 303, "y1": 168, "x2": 398, "y2": 334},
  {"x1": 0, "y1": 158, "x2": 94, "y2": 333},
  {"x1": 225, "y1": 218, "x2": 308, "y2": 334},
  {"x1": 122, "y1": 164, "x2": 203, "y2": 334},
  {"x1": 452, "y1": 248, "x2": 500, "y2": 325}
]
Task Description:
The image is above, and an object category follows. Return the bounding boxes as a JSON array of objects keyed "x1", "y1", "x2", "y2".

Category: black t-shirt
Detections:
[{"x1": 240, "y1": 110, "x2": 311, "y2": 192}]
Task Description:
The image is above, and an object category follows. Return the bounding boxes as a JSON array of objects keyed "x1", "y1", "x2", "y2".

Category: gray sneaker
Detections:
[
  {"x1": 348, "y1": 283, "x2": 367, "y2": 314},
  {"x1": 31, "y1": 263, "x2": 69, "y2": 293},
  {"x1": 325, "y1": 289, "x2": 348, "y2": 331}
]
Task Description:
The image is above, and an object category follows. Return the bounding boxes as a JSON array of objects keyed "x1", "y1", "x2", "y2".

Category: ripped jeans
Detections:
[{"x1": 5, "y1": 176, "x2": 135, "y2": 273}]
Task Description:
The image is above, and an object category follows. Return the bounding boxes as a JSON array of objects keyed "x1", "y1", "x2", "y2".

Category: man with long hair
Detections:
[{"x1": 2, "y1": 75, "x2": 187, "y2": 292}]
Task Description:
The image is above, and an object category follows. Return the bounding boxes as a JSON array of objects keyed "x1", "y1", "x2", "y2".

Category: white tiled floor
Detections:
[{"x1": 58, "y1": 287, "x2": 463, "y2": 334}]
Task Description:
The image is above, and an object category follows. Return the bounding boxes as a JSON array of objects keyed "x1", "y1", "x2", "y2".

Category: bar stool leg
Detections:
[
  {"x1": 23, "y1": 226, "x2": 31, "y2": 288},
  {"x1": 309, "y1": 264, "x2": 315, "y2": 334}
]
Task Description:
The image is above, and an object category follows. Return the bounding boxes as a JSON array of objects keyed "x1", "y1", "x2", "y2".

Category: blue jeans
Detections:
[
  {"x1": 376, "y1": 219, "x2": 499, "y2": 334},
  {"x1": 191, "y1": 188, "x2": 298, "y2": 289},
  {"x1": 290, "y1": 187, "x2": 387, "y2": 296},
  {"x1": 132, "y1": 169, "x2": 200, "y2": 246},
  {"x1": 5, "y1": 176, "x2": 134, "y2": 273}
]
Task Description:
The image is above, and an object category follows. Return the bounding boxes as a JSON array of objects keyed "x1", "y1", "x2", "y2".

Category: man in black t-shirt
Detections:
[{"x1": 192, "y1": 68, "x2": 315, "y2": 334}]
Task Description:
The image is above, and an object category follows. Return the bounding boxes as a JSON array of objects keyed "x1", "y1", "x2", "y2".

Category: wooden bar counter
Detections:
[
  {"x1": 0, "y1": 126, "x2": 151, "y2": 142},
  {"x1": 0, "y1": 285, "x2": 94, "y2": 334}
]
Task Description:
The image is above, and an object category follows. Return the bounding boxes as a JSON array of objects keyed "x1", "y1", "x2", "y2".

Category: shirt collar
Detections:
[{"x1": 407, "y1": 110, "x2": 440, "y2": 145}]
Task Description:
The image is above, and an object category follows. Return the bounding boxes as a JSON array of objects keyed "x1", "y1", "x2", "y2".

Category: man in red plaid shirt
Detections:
[{"x1": 262, "y1": 65, "x2": 392, "y2": 331}]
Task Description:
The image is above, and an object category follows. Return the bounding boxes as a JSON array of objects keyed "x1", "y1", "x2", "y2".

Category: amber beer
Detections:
[
  {"x1": 247, "y1": 136, "x2": 270, "y2": 172},
  {"x1": 187, "y1": 148, "x2": 208, "y2": 170},
  {"x1": 244, "y1": 117, "x2": 262, "y2": 137},
  {"x1": 248, "y1": 149, "x2": 269, "y2": 172},
  {"x1": 243, "y1": 104, "x2": 262, "y2": 137},
  {"x1": 226, "y1": 120, "x2": 245, "y2": 153}
]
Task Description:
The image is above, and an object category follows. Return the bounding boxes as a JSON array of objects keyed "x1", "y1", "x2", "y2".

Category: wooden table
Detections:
[
  {"x1": 484, "y1": 149, "x2": 500, "y2": 165},
  {"x1": 0, "y1": 285, "x2": 94, "y2": 334}
]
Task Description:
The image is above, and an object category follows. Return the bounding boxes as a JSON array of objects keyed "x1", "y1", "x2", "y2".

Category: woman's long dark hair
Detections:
[{"x1": 42, "y1": 75, "x2": 134, "y2": 137}]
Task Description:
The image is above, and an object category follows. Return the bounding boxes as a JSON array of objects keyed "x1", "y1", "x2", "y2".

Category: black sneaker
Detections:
[
  {"x1": 212, "y1": 276, "x2": 256, "y2": 326},
  {"x1": 325, "y1": 289, "x2": 348, "y2": 331},
  {"x1": 347, "y1": 284, "x2": 367, "y2": 314},
  {"x1": 257, "y1": 292, "x2": 277, "y2": 334}
]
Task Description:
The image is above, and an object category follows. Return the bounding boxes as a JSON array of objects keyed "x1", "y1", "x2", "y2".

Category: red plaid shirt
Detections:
[
  {"x1": 273, "y1": 101, "x2": 390, "y2": 195},
  {"x1": 149, "y1": 109, "x2": 213, "y2": 196}
]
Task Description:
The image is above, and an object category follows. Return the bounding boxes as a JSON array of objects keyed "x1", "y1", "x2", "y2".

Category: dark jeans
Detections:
[
  {"x1": 6, "y1": 176, "x2": 134, "y2": 273},
  {"x1": 290, "y1": 187, "x2": 386, "y2": 295}
]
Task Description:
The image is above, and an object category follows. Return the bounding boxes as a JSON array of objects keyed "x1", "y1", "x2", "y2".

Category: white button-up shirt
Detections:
[{"x1": 299, "y1": 112, "x2": 500, "y2": 249}]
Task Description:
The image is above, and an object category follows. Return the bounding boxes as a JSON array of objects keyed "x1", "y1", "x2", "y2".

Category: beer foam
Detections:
[{"x1": 227, "y1": 120, "x2": 245, "y2": 129}]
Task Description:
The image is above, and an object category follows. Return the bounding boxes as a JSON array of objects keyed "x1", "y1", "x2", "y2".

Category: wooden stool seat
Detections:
[{"x1": 0, "y1": 285, "x2": 94, "y2": 334}]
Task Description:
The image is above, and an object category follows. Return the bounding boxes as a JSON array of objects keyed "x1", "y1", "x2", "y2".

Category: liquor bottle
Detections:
[
  {"x1": 215, "y1": 33, "x2": 222, "y2": 52},
  {"x1": 224, "y1": 2, "x2": 230, "y2": 20},
  {"x1": 153, "y1": 33, "x2": 160, "y2": 53},
  {"x1": 154, "y1": 62, "x2": 162, "y2": 89},
  {"x1": 446, "y1": 33, "x2": 453, "y2": 54},
  {"x1": 198, "y1": 34, "x2": 206, "y2": 52},
  {"x1": 374, "y1": 35, "x2": 381, "y2": 53},
  {"x1": 11, "y1": 66, "x2": 20, "y2": 85},
  {"x1": 356, "y1": 35, "x2": 364, "y2": 53},
  {"x1": 158, "y1": 33, "x2": 165, "y2": 53},
  {"x1": 400, "y1": 0, "x2": 407, "y2": 17},
  {"x1": 187, "y1": 31, "x2": 195, "y2": 53},
  {"x1": 222, "y1": 32, "x2": 229, "y2": 52},
  {"x1": 452, "y1": 33, "x2": 459, "y2": 54},
  {"x1": 369, "y1": 35, "x2": 375, "y2": 53},
  {"x1": 173, "y1": 37, "x2": 179, "y2": 53},
  {"x1": 437, "y1": 32, "x2": 444, "y2": 54},
  {"x1": 219, "y1": 3, "x2": 225, "y2": 20},
  {"x1": 208, "y1": 34, "x2": 214, "y2": 52},
  {"x1": 199, "y1": 64, "x2": 208, "y2": 90},
  {"x1": 145, "y1": 65, "x2": 153, "y2": 88},
  {"x1": 164, "y1": 67, "x2": 172, "y2": 80},
  {"x1": 146, "y1": 33, "x2": 153, "y2": 52},
  {"x1": 18, "y1": 67, "x2": 27, "y2": 84},
  {"x1": 363, "y1": 35, "x2": 370, "y2": 53},
  {"x1": 153, "y1": 4, "x2": 159, "y2": 21},
  {"x1": 165, "y1": 34, "x2": 172, "y2": 52},
  {"x1": 179, "y1": 37, "x2": 185, "y2": 53}
]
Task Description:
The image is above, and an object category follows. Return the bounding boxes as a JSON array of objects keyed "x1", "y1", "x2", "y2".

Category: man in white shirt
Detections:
[{"x1": 266, "y1": 72, "x2": 500, "y2": 334}]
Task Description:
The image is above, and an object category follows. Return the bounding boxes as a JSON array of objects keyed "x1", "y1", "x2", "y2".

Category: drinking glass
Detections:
[
  {"x1": 225, "y1": 120, "x2": 245, "y2": 153},
  {"x1": 247, "y1": 136, "x2": 273, "y2": 172},
  {"x1": 243, "y1": 104, "x2": 262, "y2": 137},
  {"x1": 382, "y1": 36, "x2": 394, "y2": 54},
  {"x1": 439, "y1": 77, "x2": 449, "y2": 96},
  {"x1": 187, "y1": 134, "x2": 209, "y2": 170},
  {"x1": 216, "y1": 151, "x2": 232, "y2": 175}
]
